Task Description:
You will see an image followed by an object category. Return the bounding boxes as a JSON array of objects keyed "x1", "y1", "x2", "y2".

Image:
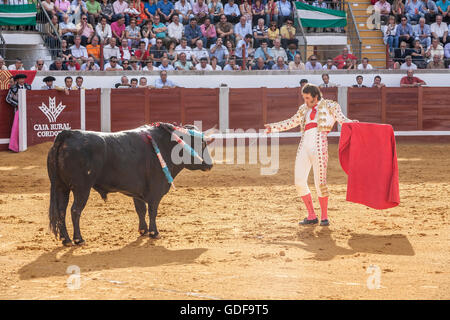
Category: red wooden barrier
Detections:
[
  {"x1": 0, "y1": 90, "x2": 13, "y2": 151},
  {"x1": 85, "y1": 89, "x2": 101, "y2": 131}
]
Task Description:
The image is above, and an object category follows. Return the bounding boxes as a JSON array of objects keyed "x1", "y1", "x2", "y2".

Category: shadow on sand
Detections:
[
  {"x1": 18, "y1": 237, "x2": 207, "y2": 280},
  {"x1": 270, "y1": 228, "x2": 415, "y2": 261}
]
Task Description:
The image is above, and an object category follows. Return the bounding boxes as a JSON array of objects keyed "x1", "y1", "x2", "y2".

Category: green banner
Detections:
[
  {"x1": 296, "y1": 2, "x2": 347, "y2": 28},
  {"x1": 0, "y1": 4, "x2": 37, "y2": 26}
]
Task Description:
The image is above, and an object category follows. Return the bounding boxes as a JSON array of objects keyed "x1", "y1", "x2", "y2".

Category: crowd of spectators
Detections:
[{"x1": 378, "y1": 0, "x2": 450, "y2": 69}]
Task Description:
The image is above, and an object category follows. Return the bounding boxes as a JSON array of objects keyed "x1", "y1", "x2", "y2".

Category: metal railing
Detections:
[
  {"x1": 0, "y1": 29, "x2": 5, "y2": 59},
  {"x1": 293, "y1": 4, "x2": 308, "y2": 64},
  {"x1": 36, "y1": 0, "x2": 62, "y2": 59},
  {"x1": 344, "y1": 0, "x2": 362, "y2": 62}
]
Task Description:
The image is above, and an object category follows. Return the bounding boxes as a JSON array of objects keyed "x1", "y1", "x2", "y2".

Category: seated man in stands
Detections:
[
  {"x1": 394, "y1": 41, "x2": 413, "y2": 64},
  {"x1": 445, "y1": 41, "x2": 450, "y2": 67},
  {"x1": 357, "y1": 57, "x2": 373, "y2": 70},
  {"x1": 49, "y1": 57, "x2": 69, "y2": 70},
  {"x1": 271, "y1": 37, "x2": 288, "y2": 62},
  {"x1": 430, "y1": 14, "x2": 449, "y2": 44},
  {"x1": 425, "y1": 37, "x2": 445, "y2": 62},
  {"x1": 374, "y1": 0, "x2": 391, "y2": 25},
  {"x1": 400, "y1": 69, "x2": 426, "y2": 86},
  {"x1": 103, "y1": 37, "x2": 121, "y2": 63},
  {"x1": 223, "y1": 55, "x2": 241, "y2": 70},
  {"x1": 224, "y1": 0, "x2": 241, "y2": 24},
  {"x1": 251, "y1": 57, "x2": 270, "y2": 70},
  {"x1": 154, "y1": 70, "x2": 177, "y2": 88},
  {"x1": 195, "y1": 57, "x2": 213, "y2": 70},
  {"x1": 277, "y1": 0, "x2": 293, "y2": 28},
  {"x1": 414, "y1": 17, "x2": 432, "y2": 49},
  {"x1": 66, "y1": 56, "x2": 81, "y2": 71},
  {"x1": 209, "y1": 37, "x2": 229, "y2": 68},
  {"x1": 421, "y1": 0, "x2": 439, "y2": 24},
  {"x1": 427, "y1": 53, "x2": 446, "y2": 68},
  {"x1": 253, "y1": 18, "x2": 268, "y2": 48},
  {"x1": 253, "y1": 39, "x2": 275, "y2": 68},
  {"x1": 305, "y1": 54, "x2": 322, "y2": 70},
  {"x1": 405, "y1": 0, "x2": 423, "y2": 24},
  {"x1": 400, "y1": 55, "x2": 418, "y2": 69},
  {"x1": 396, "y1": 16, "x2": 415, "y2": 47},
  {"x1": 81, "y1": 56, "x2": 100, "y2": 71},
  {"x1": 130, "y1": 78, "x2": 139, "y2": 88},
  {"x1": 234, "y1": 16, "x2": 252, "y2": 42},
  {"x1": 372, "y1": 75, "x2": 386, "y2": 88},
  {"x1": 289, "y1": 53, "x2": 305, "y2": 70},
  {"x1": 104, "y1": 56, "x2": 124, "y2": 70},
  {"x1": 115, "y1": 75, "x2": 131, "y2": 88},
  {"x1": 86, "y1": 35, "x2": 101, "y2": 64},
  {"x1": 70, "y1": 35, "x2": 89, "y2": 64},
  {"x1": 271, "y1": 56, "x2": 288, "y2": 70},
  {"x1": 76, "y1": 13, "x2": 95, "y2": 46},
  {"x1": 30, "y1": 59, "x2": 48, "y2": 71},
  {"x1": 174, "y1": 52, "x2": 195, "y2": 70},
  {"x1": 280, "y1": 18, "x2": 298, "y2": 49},
  {"x1": 333, "y1": 47, "x2": 357, "y2": 69},
  {"x1": 322, "y1": 58, "x2": 337, "y2": 70},
  {"x1": 60, "y1": 13, "x2": 77, "y2": 45}
]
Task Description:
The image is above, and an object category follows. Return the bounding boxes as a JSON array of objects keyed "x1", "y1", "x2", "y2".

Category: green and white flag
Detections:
[
  {"x1": 0, "y1": 4, "x2": 37, "y2": 26},
  {"x1": 295, "y1": 2, "x2": 346, "y2": 28}
]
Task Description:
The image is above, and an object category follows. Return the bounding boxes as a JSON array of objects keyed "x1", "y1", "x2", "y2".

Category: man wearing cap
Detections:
[
  {"x1": 6, "y1": 74, "x2": 31, "y2": 111},
  {"x1": 42, "y1": 76, "x2": 70, "y2": 94}
]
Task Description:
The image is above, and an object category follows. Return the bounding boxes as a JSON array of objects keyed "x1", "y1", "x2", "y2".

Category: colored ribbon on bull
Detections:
[
  {"x1": 147, "y1": 134, "x2": 175, "y2": 188},
  {"x1": 171, "y1": 131, "x2": 204, "y2": 162},
  {"x1": 151, "y1": 122, "x2": 205, "y2": 140}
]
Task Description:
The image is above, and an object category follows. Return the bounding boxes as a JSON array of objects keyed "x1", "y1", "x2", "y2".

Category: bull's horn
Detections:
[{"x1": 203, "y1": 125, "x2": 218, "y2": 139}]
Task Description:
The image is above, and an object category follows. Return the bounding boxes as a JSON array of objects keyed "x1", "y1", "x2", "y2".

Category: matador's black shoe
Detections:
[
  {"x1": 320, "y1": 219, "x2": 330, "y2": 226},
  {"x1": 299, "y1": 217, "x2": 318, "y2": 225}
]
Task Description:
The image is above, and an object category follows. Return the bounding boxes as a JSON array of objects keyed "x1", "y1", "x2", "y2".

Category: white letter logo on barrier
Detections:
[{"x1": 39, "y1": 97, "x2": 66, "y2": 123}]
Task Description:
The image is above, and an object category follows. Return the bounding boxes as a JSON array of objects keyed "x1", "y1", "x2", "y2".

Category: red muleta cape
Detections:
[{"x1": 339, "y1": 122, "x2": 400, "y2": 210}]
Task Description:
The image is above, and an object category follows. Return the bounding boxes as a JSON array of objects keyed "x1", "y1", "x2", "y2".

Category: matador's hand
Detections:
[{"x1": 264, "y1": 124, "x2": 271, "y2": 134}]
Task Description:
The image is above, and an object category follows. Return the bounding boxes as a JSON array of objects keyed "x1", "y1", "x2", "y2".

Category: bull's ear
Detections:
[{"x1": 159, "y1": 122, "x2": 175, "y2": 132}]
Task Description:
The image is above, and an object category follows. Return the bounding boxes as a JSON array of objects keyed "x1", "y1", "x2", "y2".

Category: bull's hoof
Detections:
[
  {"x1": 139, "y1": 229, "x2": 148, "y2": 236},
  {"x1": 149, "y1": 232, "x2": 160, "y2": 239},
  {"x1": 74, "y1": 239, "x2": 85, "y2": 246},
  {"x1": 62, "y1": 239, "x2": 73, "y2": 247}
]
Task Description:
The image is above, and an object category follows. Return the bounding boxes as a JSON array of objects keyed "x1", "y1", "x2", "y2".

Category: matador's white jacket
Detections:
[
  {"x1": 267, "y1": 98, "x2": 350, "y2": 133},
  {"x1": 267, "y1": 99, "x2": 351, "y2": 198}
]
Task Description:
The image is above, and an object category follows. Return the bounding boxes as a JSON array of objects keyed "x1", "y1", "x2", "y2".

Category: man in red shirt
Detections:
[
  {"x1": 333, "y1": 47, "x2": 357, "y2": 69},
  {"x1": 400, "y1": 69, "x2": 427, "y2": 87},
  {"x1": 134, "y1": 41, "x2": 150, "y2": 64}
]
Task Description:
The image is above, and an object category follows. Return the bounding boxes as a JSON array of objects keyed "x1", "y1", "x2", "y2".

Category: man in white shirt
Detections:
[
  {"x1": 195, "y1": 57, "x2": 213, "y2": 70},
  {"x1": 400, "y1": 55, "x2": 418, "y2": 69},
  {"x1": 30, "y1": 59, "x2": 49, "y2": 71},
  {"x1": 104, "y1": 56, "x2": 124, "y2": 70},
  {"x1": 224, "y1": 0, "x2": 240, "y2": 24},
  {"x1": 70, "y1": 35, "x2": 88, "y2": 63},
  {"x1": 103, "y1": 37, "x2": 121, "y2": 62},
  {"x1": 175, "y1": 37, "x2": 194, "y2": 60},
  {"x1": 8, "y1": 58, "x2": 25, "y2": 70},
  {"x1": 271, "y1": 38, "x2": 288, "y2": 62},
  {"x1": 191, "y1": 39, "x2": 209, "y2": 64},
  {"x1": 175, "y1": 0, "x2": 193, "y2": 25},
  {"x1": 431, "y1": 14, "x2": 448, "y2": 44},
  {"x1": 168, "y1": 14, "x2": 184, "y2": 42},
  {"x1": 234, "y1": 16, "x2": 252, "y2": 41},
  {"x1": 357, "y1": 57, "x2": 373, "y2": 70},
  {"x1": 319, "y1": 73, "x2": 338, "y2": 88}
]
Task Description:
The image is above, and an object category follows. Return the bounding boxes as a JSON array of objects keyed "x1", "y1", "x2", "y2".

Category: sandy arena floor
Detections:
[{"x1": 0, "y1": 141, "x2": 449, "y2": 300}]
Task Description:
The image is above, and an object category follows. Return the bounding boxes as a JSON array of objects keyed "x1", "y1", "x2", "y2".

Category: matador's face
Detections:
[{"x1": 302, "y1": 93, "x2": 319, "y2": 109}]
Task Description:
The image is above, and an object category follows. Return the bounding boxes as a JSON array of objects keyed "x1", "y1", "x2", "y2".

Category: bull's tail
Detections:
[{"x1": 47, "y1": 130, "x2": 71, "y2": 238}]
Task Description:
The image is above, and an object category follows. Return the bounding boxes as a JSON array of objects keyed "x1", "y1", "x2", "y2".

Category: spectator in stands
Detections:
[
  {"x1": 372, "y1": 75, "x2": 386, "y2": 88},
  {"x1": 223, "y1": 55, "x2": 240, "y2": 70},
  {"x1": 42, "y1": 76, "x2": 65, "y2": 91},
  {"x1": 115, "y1": 75, "x2": 131, "y2": 87},
  {"x1": 374, "y1": 0, "x2": 391, "y2": 25},
  {"x1": 70, "y1": 35, "x2": 89, "y2": 63},
  {"x1": 414, "y1": 17, "x2": 432, "y2": 49},
  {"x1": 46, "y1": 15, "x2": 62, "y2": 51},
  {"x1": 119, "y1": 38, "x2": 132, "y2": 61},
  {"x1": 168, "y1": 14, "x2": 184, "y2": 43},
  {"x1": 271, "y1": 56, "x2": 288, "y2": 70},
  {"x1": 267, "y1": 20, "x2": 280, "y2": 47},
  {"x1": 139, "y1": 77, "x2": 148, "y2": 87},
  {"x1": 81, "y1": 56, "x2": 100, "y2": 70},
  {"x1": 225, "y1": 39, "x2": 236, "y2": 57},
  {"x1": 192, "y1": 39, "x2": 210, "y2": 64},
  {"x1": 405, "y1": 0, "x2": 423, "y2": 24},
  {"x1": 130, "y1": 0, "x2": 148, "y2": 25},
  {"x1": 130, "y1": 56, "x2": 142, "y2": 70},
  {"x1": 135, "y1": 40, "x2": 150, "y2": 63},
  {"x1": 343, "y1": 57, "x2": 356, "y2": 69},
  {"x1": 421, "y1": 0, "x2": 439, "y2": 24},
  {"x1": 166, "y1": 40, "x2": 178, "y2": 64},
  {"x1": 143, "y1": 59, "x2": 160, "y2": 71},
  {"x1": 77, "y1": 13, "x2": 95, "y2": 46},
  {"x1": 66, "y1": 56, "x2": 82, "y2": 70},
  {"x1": 277, "y1": 0, "x2": 293, "y2": 28},
  {"x1": 353, "y1": 75, "x2": 366, "y2": 88},
  {"x1": 427, "y1": 53, "x2": 446, "y2": 68},
  {"x1": 425, "y1": 37, "x2": 445, "y2": 61},
  {"x1": 400, "y1": 69, "x2": 426, "y2": 86},
  {"x1": 411, "y1": 39, "x2": 427, "y2": 68},
  {"x1": 103, "y1": 37, "x2": 121, "y2": 62},
  {"x1": 157, "y1": 0, "x2": 175, "y2": 23},
  {"x1": 251, "y1": 57, "x2": 269, "y2": 70},
  {"x1": 125, "y1": 18, "x2": 142, "y2": 48},
  {"x1": 240, "y1": 0, "x2": 253, "y2": 25},
  {"x1": 396, "y1": 16, "x2": 414, "y2": 47},
  {"x1": 100, "y1": 0, "x2": 115, "y2": 23},
  {"x1": 436, "y1": 0, "x2": 450, "y2": 23},
  {"x1": 392, "y1": 0, "x2": 405, "y2": 24},
  {"x1": 265, "y1": 0, "x2": 278, "y2": 27},
  {"x1": 0, "y1": 57, "x2": 7, "y2": 71},
  {"x1": 271, "y1": 37, "x2": 287, "y2": 61},
  {"x1": 144, "y1": 0, "x2": 158, "y2": 23},
  {"x1": 174, "y1": 0, "x2": 193, "y2": 25},
  {"x1": 60, "y1": 13, "x2": 77, "y2": 45},
  {"x1": 209, "y1": 0, "x2": 224, "y2": 24},
  {"x1": 150, "y1": 38, "x2": 167, "y2": 66},
  {"x1": 121, "y1": 59, "x2": 132, "y2": 70},
  {"x1": 253, "y1": 17, "x2": 268, "y2": 48},
  {"x1": 86, "y1": 0, "x2": 101, "y2": 27},
  {"x1": 333, "y1": 47, "x2": 357, "y2": 69},
  {"x1": 50, "y1": 57, "x2": 69, "y2": 70},
  {"x1": 141, "y1": 19, "x2": 157, "y2": 48},
  {"x1": 357, "y1": 57, "x2": 373, "y2": 70},
  {"x1": 174, "y1": 52, "x2": 194, "y2": 70},
  {"x1": 193, "y1": 0, "x2": 209, "y2": 24},
  {"x1": 105, "y1": 56, "x2": 124, "y2": 70},
  {"x1": 445, "y1": 40, "x2": 450, "y2": 65},
  {"x1": 319, "y1": 73, "x2": 338, "y2": 88},
  {"x1": 111, "y1": 14, "x2": 127, "y2": 42},
  {"x1": 216, "y1": 14, "x2": 235, "y2": 44},
  {"x1": 251, "y1": 0, "x2": 265, "y2": 26},
  {"x1": 394, "y1": 41, "x2": 412, "y2": 64},
  {"x1": 323, "y1": 58, "x2": 337, "y2": 70},
  {"x1": 30, "y1": 59, "x2": 48, "y2": 71},
  {"x1": 305, "y1": 54, "x2": 322, "y2": 70},
  {"x1": 155, "y1": 70, "x2": 177, "y2": 88},
  {"x1": 96, "y1": 16, "x2": 112, "y2": 44},
  {"x1": 130, "y1": 78, "x2": 139, "y2": 88},
  {"x1": 55, "y1": 0, "x2": 72, "y2": 23},
  {"x1": 185, "y1": 17, "x2": 206, "y2": 48},
  {"x1": 113, "y1": 0, "x2": 130, "y2": 25},
  {"x1": 286, "y1": 43, "x2": 300, "y2": 62},
  {"x1": 280, "y1": 18, "x2": 298, "y2": 49},
  {"x1": 195, "y1": 56, "x2": 213, "y2": 70},
  {"x1": 210, "y1": 56, "x2": 222, "y2": 70},
  {"x1": 400, "y1": 55, "x2": 418, "y2": 69},
  {"x1": 42, "y1": 0, "x2": 57, "y2": 20},
  {"x1": 8, "y1": 58, "x2": 24, "y2": 71},
  {"x1": 383, "y1": 15, "x2": 399, "y2": 53},
  {"x1": 208, "y1": 38, "x2": 228, "y2": 67},
  {"x1": 254, "y1": 39, "x2": 275, "y2": 68},
  {"x1": 311, "y1": 0, "x2": 328, "y2": 32},
  {"x1": 300, "y1": 79, "x2": 308, "y2": 88},
  {"x1": 430, "y1": 15, "x2": 449, "y2": 44},
  {"x1": 235, "y1": 34, "x2": 253, "y2": 65},
  {"x1": 200, "y1": 17, "x2": 217, "y2": 48},
  {"x1": 176, "y1": 38, "x2": 194, "y2": 61},
  {"x1": 224, "y1": 0, "x2": 240, "y2": 24},
  {"x1": 235, "y1": 16, "x2": 252, "y2": 42},
  {"x1": 70, "y1": 0, "x2": 87, "y2": 27}
]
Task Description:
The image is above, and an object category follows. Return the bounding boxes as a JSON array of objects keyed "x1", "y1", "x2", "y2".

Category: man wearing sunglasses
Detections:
[{"x1": 30, "y1": 59, "x2": 48, "y2": 71}]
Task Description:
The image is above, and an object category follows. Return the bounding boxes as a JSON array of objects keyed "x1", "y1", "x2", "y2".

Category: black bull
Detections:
[{"x1": 47, "y1": 123, "x2": 213, "y2": 246}]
